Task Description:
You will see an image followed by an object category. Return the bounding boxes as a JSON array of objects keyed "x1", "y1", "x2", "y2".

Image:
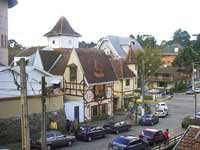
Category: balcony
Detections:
[{"x1": 146, "y1": 76, "x2": 190, "y2": 82}]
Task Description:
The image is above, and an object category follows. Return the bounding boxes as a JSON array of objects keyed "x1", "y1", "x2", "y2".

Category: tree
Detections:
[
  {"x1": 136, "y1": 34, "x2": 157, "y2": 48},
  {"x1": 79, "y1": 41, "x2": 97, "y2": 48},
  {"x1": 8, "y1": 39, "x2": 23, "y2": 64},
  {"x1": 172, "y1": 29, "x2": 191, "y2": 47},
  {"x1": 173, "y1": 46, "x2": 198, "y2": 71}
]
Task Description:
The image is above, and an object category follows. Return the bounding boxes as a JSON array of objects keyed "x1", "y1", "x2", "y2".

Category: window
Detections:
[
  {"x1": 68, "y1": 40, "x2": 72, "y2": 45},
  {"x1": 1, "y1": 35, "x2": 3, "y2": 48},
  {"x1": 94, "y1": 84, "x2": 105, "y2": 98},
  {"x1": 101, "y1": 104, "x2": 108, "y2": 116},
  {"x1": 69, "y1": 64, "x2": 77, "y2": 81},
  {"x1": 52, "y1": 40, "x2": 55, "y2": 44},
  {"x1": 126, "y1": 79, "x2": 130, "y2": 86},
  {"x1": 4, "y1": 35, "x2": 7, "y2": 48},
  {"x1": 91, "y1": 105, "x2": 98, "y2": 118}
]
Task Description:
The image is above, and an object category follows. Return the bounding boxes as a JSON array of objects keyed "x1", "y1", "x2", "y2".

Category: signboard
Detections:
[{"x1": 84, "y1": 90, "x2": 94, "y2": 102}]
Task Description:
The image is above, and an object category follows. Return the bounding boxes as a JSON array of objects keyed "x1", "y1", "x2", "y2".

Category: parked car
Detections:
[
  {"x1": 155, "y1": 102, "x2": 168, "y2": 110},
  {"x1": 196, "y1": 112, "x2": 200, "y2": 118},
  {"x1": 103, "y1": 121, "x2": 131, "y2": 134},
  {"x1": 185, "y1": 88, "x2": 195, "y2": 95},
  {"x1": 75, "y1": 125, "x2": 106, "y2": 142},
  {"x1": 194, "y1": 88, "x2": 200, "y2": 93},
  {"x1": 108, "y1": 135, "x2": 149, "y2": 150},
  {"x1": 31, "y1": 130, "x2": 75, "y2": 150},
  {"x1": 139, "y1": 114, "x2": 159, "y2": 126},
  {"x1": 154, "y1": 109, "x2": 168, "y2": 118},
  {"x1": 139, "y1": 129, "x2": 166, "y2": 146}
]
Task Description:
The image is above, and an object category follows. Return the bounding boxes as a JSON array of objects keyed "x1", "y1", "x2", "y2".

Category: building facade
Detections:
[
  {"x1": 0, "y1": 0, "x2": 17, "y2": 65},
  {"x1": 44, "y1": 16, "x2": 81, "y2": 49}
]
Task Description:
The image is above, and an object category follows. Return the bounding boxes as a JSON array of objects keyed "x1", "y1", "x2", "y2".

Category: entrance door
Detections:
[
  {"x1": 74, "y1": 106, "x2": 79, "y2": 123},
  {"x1": 113, "y1": 97, "x2": 118, "y2": 112}
]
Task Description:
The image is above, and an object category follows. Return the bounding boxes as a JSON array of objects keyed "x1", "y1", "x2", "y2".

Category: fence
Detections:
[{"x1": 152, "y1": 133, "x2": 183, "y2": 150}]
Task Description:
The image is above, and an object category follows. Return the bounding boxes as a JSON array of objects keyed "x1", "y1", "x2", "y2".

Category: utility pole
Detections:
[
  {"x1": 141, "y1": 59, "x2": 145, "y2": 116},
  {"x1": 20, "y1": 58, "x2": 30, "y2": 150},
  {"x1": 41, "y1": 76, "x2": 47, "y2": 150}
]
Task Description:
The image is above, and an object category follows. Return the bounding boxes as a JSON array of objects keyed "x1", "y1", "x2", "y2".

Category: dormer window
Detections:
[
  {"x1": 94, "y1": 61, "x2": 104, "y2": 78},
  {"x1": 69, "y1": 64, "x2": 77, "y2": 81}
]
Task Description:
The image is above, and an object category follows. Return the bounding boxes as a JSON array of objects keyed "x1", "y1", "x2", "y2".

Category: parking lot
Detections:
[{"x1": 57, "y1": 93, "x2": 199, "y2": 150}]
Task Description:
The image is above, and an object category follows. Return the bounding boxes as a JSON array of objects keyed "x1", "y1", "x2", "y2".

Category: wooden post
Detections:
[
  {"x1": 20, "y1": 58, "x2": 30, "y2": 150},
  {"x1": 41, "y1": 76, "x2": 46, "y2": 150}
]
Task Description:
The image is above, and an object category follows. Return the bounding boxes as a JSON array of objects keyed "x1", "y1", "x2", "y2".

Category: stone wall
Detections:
[{"x1": 0, "y1": 109, "x2": 66, "y2": 145}]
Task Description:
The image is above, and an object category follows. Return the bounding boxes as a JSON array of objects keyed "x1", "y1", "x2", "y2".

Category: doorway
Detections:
[{"x1": 74, "y1": 106, "x2": 79, "y2": 123}]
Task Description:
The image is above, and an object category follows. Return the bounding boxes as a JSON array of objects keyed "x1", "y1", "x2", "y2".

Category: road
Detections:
[{"x1": 58, "y1": 93, "x2": 200, "y2": 150}]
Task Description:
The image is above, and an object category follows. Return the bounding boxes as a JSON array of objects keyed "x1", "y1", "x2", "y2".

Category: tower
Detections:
[
  {"x1": 44, "y1": 16, "x2": 81, "y2": 49},
  {"x1": 0, "y1": 0, "x2": 17, "y2": 65}
]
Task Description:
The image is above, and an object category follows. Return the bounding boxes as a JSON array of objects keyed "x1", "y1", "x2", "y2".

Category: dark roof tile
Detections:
[
  {"x1": 75, "y1": 48, "x2": 117, "y2": 85},
  {"x1": 44, "y1": 16, "x2": 81, "y2": 37}
]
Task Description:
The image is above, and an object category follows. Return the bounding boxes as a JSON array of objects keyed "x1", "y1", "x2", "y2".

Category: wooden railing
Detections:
[
  {"x1": 152, "y1": 133, "x2": 183, "y2": 150},
  {"x1": 146, "y1": 76, "x2": 189, "y2": 82}
]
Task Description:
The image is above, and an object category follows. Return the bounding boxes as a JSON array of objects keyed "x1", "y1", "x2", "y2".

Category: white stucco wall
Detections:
[
  {"x1": 47, "y1": 36, "x2": 79, "y2": 48},
  {"x1": 0, "y1": 0, "x2": 8, "y2": 65},
  {"x1": 64, "y1": 99, "x2": 84, "y2": 122}
]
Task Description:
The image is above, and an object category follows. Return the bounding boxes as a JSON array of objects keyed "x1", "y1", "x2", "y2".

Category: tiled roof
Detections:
[
  {"x1": 156, "y1": 67, "x2": 179, "y2": 75},
  {"x1": 39, "y1": 51, "x2": 61, "y2": 71},
  {"x1": 100, "y1": 35, "x2": 143, "y2": 58},
  {"x1": 18, "y1": 46, "x2": 45, "y2": 57},
  {"x1": 111, "y1": 59, "x2": 135, "y2": 79},
  {"x1": 174, "y1": 125, "x2": 200, "y2": 150},
  {"x1": 49, "y1": 49, "x2": 72, "y2": 75},
  {"x1": 44, "y1": 16, "x2": 81, "y2": 37},
  {"x1": 161, "y1": 43, "x2": 183, "y2": 56},
  {"x1": 75, "y1": 48, "x2": 117, "y2": 85},
  {"x1": 125, "y1": 48, "x2": 137, "y2": 64}
]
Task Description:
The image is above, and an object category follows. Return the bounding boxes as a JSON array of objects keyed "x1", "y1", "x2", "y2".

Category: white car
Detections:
[
  {"x1": 154, "y1": 109, "x2": 168, "y2": 117},
  {"x1": 156, "y1": 102, "x2": 168, "y2": 110},
  {"x1": 194, "y1": 88, "x2": 200, "y2": 93}
]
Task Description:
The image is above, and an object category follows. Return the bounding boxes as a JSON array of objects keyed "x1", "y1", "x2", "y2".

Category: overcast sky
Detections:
[{"x1": 8, "y1": 0, "x2": 200, "y2": 47}]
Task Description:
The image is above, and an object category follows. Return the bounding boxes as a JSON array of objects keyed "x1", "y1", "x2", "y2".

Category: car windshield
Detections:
[
  {"x1": 161, "y1": 104, "x2": 166, "y2": 106},
  {"x1": 143, "y1": 114, "x2": 152, "y2": 118},
  {"x1": 143, "y1": 130, "x2": 155, "y2": 137},
  {"x1": 113, "y1": 137, "x2": 130, "y2": 145},
  {"x1": 156, "y1": 110, "x2": 163, "y2": 112}
]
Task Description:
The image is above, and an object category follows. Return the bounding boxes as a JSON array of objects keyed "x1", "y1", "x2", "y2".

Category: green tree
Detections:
[
  {"x1": 136, "y1": 34, "x2": 157, "y2": 48},
  {"x1": 173, "y1": 46, "x2": 198, "y2": 71},
  {"x1": 172, "y1": 29, "x2": 191, "y2": 47}
]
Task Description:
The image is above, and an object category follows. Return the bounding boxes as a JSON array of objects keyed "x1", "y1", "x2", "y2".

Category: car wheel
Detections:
[
  {"x1": 151, "y1": 121, "x2": 154, "y2": 126},
  {"x1": 88, "y1": 136, "x2": 92, "y2": 142},
  {"x1": 47, "y1": 145, "x2": 52, "y2": 150},
  {"x1": 67, "y1": 140, "x2": 72, "y2": 146},
  {"x1": 115, "y1": 130, "x2": 119, "y2": 134}
]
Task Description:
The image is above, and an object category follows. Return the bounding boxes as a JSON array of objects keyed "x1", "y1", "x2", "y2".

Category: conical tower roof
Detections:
[{"x1": 44, "y1": 16, "x2": 81, "y2": 37}]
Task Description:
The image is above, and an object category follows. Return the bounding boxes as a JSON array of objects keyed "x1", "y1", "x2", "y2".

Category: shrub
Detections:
[{"x1": 181, "y1": 116, "x2": 200, "y2": 129}]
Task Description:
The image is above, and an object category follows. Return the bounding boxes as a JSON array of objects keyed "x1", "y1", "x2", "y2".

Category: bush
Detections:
[
  {"x1": 175, "y1": 82, "x2": 187, "y2": 92},
  {"x1": 181, "y1": 116, "x2": 200, "y2": 129}
]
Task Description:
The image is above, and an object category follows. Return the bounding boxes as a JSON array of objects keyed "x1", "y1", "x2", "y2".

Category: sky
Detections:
[{"x1": 8, "y1": 0, "x2": 200, "y2": 47}]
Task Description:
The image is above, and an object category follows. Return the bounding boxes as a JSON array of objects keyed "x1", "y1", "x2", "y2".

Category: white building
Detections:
[
  {"x1": 0, "y1": 0, "x2": 17, "y2": 65},
  {"x1": 0, "y1": 66, "x2": 54, "y2": 98},
  {"x1": 44, "y1": 16, "x2": 81, "y2": 49},
  {"x1": 97, "y1": 35, "x2": 143, "y2": 58}
]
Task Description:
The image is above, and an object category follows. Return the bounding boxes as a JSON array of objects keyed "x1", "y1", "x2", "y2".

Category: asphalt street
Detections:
[{"x1": 58, "y1": 93, "x2": 200, "y2": 150}]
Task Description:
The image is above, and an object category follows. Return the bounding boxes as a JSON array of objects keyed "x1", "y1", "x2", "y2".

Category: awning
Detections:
[{"x1": 51, "y1": 79, "x2": 61, "y2": 84}]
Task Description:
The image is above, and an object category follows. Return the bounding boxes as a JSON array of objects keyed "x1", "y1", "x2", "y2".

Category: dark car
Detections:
[
  {"x1": 139, "y1": 114, "x2": 159, "y2": 126},
  {"x1": 31, "y1": 131, "x2": 75, "y2": 150},
  {"x1": 108, "y1": 135, "x2": 148, "y2": 150},
  {"x1": 103, "y1": 121, "x2": 131, "y2": 134},
  {"x1": 75, "y1": 125, "x2": 106, "y2": 142},
  {"x1": 139, "y1": 129, "x2": 165, "y2": 146}
]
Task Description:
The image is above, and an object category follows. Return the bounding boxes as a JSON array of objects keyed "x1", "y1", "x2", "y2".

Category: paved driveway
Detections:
[{"x1": 58, "y1": 93, "x2": 200, "y2": 150}]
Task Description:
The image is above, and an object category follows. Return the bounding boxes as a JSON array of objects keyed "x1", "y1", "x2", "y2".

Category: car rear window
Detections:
[
  {"x1": 161, "y1": 104, "x2": 166, "y2": 106},
  {"x1": 113, "y1": 137, "x2": 130, "y2": 145},
  {"x1": 156, "y1": 110, "x2": 163, "y2": 112},
  {"x1": 143, "y1": 130, "x2": 154, "y2": 138}
]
